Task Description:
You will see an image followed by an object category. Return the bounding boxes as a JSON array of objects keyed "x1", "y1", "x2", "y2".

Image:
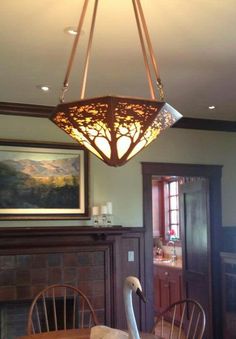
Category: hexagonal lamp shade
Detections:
[{"x1": 51, "y1": 96, "x2": 182, "y2": 167}]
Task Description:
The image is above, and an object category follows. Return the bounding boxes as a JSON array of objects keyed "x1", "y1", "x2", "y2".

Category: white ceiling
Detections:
[{"x1": 1, "y1": 0, "x2": 236, "y2": 121}]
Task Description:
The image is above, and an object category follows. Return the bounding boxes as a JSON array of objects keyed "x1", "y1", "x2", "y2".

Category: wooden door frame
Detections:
[{"x1": 142, "y1": 162, "x2": 223, "y2": 338}]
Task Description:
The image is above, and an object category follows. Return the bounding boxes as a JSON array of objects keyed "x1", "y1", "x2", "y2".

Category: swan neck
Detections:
[{"x1": 124, "y1": 287, "x2": 140, "y2": 339}]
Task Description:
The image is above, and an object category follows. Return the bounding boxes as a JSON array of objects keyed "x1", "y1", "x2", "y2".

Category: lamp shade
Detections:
[{"x1": 51, "y1": 95, "x2": 182, "y2": 166}]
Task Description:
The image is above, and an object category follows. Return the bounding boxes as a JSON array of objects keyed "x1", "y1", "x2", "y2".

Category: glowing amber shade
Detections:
[{"x1": 51, "y1": 96, "x2": 182, "y2": 167}]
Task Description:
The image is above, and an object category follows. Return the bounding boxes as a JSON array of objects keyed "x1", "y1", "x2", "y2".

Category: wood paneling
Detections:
[
  {"x1": 221, "y1": 252, "x2": 236, "y2": 339},
  {"x1": 222, "y1": 227, "x2": 236, "y2": 253},
  {"x1": 0, "y1": 226, "x2": 145, "y2": 335}
]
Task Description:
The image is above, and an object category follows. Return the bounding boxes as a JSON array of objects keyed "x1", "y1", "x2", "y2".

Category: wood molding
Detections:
[
  {"x1": 174, "y1": 117, "x2": 236, "y2": 132},
  {"x1": 0, "y1": 102, "x2": 54, "y2": 118},
  {"x1": 0, "y1": 225, "x2": 143, "y2": 235},
  {"x1": 0, "y1": 226, "x2": 144, "y2": 249},
  {"x1": 0, "y1": 102, "x2": 236, "y2": 132},
  {"x1": 142, "y1": 162, "x2": 223, "y2": 177}
]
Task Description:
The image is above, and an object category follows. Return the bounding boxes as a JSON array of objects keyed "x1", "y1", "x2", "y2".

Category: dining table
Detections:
[
  {"x1": 16, "y1": 328, "x2": 160, "y2": 339},
  {"x1": 16, "y1": 328, "x2": 90, "y2": 339}
]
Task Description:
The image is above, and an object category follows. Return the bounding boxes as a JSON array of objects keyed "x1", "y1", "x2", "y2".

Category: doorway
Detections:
[{"x1": 142, "y1": 162, "x2": 222, "y2": 339}]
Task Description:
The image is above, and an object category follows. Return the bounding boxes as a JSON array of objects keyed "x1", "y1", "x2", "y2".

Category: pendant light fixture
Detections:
[{"x1": 51, "y1": 0, "x2": 182, "y2": 167}]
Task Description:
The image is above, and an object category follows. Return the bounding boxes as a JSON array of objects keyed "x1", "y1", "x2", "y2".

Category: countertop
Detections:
[{"x1": 153, "y1": 258, "x2": 182, "y2": 270}]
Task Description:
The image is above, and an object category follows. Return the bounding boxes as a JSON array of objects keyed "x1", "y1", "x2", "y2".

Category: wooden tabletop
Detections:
[
  {"x1": 16, "y1": 328, "x2": 90, "y2": 339},
  {"x1": 17, "y1": 328, "x2": 160, "y2": 339}
]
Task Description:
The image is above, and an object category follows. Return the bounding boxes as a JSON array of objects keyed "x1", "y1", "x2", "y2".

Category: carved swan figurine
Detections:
[{"x1": 90, "y1": 276, "x2": 146, "y2": 339}]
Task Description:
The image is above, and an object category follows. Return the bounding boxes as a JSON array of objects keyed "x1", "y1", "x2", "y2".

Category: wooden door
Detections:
[{"x1": 180, "y1": 178, "x2": 212, "y2": 338}]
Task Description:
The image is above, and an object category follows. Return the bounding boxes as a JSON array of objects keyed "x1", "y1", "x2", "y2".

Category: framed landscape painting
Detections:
[{"x1": 0, "y1": 140, "x2": 89, "y2": 220}]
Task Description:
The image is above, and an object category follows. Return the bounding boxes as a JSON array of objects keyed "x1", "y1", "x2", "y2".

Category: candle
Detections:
[
  {"x1": 101, "y1": 205, "x2": 108, "y2": 215},
  {"x1": 106, "y1": 202, "x2": 112, "y2": 215},
  {"x1": 92, "y1": 206, "x2": 99, "y2": 216}
]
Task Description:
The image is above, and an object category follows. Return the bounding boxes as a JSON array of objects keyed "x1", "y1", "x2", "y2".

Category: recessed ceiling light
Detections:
[
  {"x1": 208, "y1": 105, "x2": 215, "y2": 110},
  {"x1": 64, "y1": 26, "x2": 85, "y2": 36},
  {"x1": 36, "y1": 85, "x2": 50, "y2": 92},
  {"x1": 64, "y1": 26, "x2": 78, "y2": 36}
]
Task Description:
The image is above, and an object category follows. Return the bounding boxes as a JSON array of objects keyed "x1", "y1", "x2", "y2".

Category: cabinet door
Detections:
[
  {"x1": 154, "y1": 266, "x2": 182, "y2": 321},
  {"x1": 169, "y1": 270, "x2": 182, "y2": 321},
  {"x1": 158, "y1": 276, "x2": 170, "y2": 313},
  {"x1": 154, "y1": 266, "x2": 169, "y2": 314}
]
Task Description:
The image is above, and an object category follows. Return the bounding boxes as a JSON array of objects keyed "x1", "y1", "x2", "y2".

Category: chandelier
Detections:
[{"x1": 51, "y1": 0, "x2": 182, "y2": 167}]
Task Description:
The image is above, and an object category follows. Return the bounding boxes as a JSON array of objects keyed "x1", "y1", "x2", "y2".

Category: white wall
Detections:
[{"x1": 0, "y1": 114, "x2": 235, "y2": 227}]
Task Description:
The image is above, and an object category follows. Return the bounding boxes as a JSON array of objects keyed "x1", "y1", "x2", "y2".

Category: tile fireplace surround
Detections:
[
  {"x1": 0, "y1": 226, "x2": 145, "y2": 339},
  {"x1": 0, "y1": 251, "x2": 105, "y2": 339}
]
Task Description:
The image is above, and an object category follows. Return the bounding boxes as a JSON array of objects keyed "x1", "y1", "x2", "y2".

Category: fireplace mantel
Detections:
[
  {"x1": 0, "y1": 225, "x2": 143, "y2": 236},
  {"x1": 0, "y1": 226, "x2": 145, "y2": 253},
  {"x1": 0, "y1": 226, "x2": 145, "y2": 338}
]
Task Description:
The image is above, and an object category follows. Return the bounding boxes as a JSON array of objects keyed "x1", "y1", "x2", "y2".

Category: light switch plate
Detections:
[{"x1": 128, "y1": 251, "x2": 134, "y2": 262}]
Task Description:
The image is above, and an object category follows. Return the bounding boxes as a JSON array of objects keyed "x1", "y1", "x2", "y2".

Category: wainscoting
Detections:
[
  {"x1": 222, "y1": 227, "x2": 236, "y2": 253},
  {"x1": 221, "y1": 227, "x2": 236, "y2": 338},
  {"x1": 0, "y1": 226, "x2": 145, "y2": 339}
]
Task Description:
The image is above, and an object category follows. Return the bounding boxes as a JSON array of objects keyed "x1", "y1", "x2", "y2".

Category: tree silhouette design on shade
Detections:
[{"x1": 52, "y1": 96, "x2": 181, "y2": 166}]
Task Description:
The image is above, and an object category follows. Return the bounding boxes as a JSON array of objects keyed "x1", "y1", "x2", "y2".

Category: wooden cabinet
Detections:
[
  {"x1": 153, "y1": 263, "x2": 182, "y2": 320},
  {"x1": 221, "y1": 252, "x2": 236, "y2": 339}
]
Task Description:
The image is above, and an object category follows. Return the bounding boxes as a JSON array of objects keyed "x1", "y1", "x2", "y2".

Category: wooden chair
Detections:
[
  {"x1": 153, "y1": 299, "x2": 206, "y2": 339},
  {"x1": 27, "y1": 284, "x2": 99, "y2": 335}
]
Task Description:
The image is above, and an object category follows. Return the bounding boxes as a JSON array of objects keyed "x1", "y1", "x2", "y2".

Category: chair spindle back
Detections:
[{"x1": 27, "y1": 284, "x2": 99, "y2": 335}]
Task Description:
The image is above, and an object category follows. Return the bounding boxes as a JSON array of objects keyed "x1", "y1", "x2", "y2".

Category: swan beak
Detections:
[{"x1": 136, "y1": 288, "x2": 146, "y2": 303}]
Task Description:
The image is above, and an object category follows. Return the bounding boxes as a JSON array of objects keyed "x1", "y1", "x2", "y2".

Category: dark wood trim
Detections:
[
  {"x1": 0, "y1": 102, "x2": 54, "y2": 118},
  {"x1": 142, "y1": 162, "x2": 223, "y2": 338},
  {"x1": 142, "y1": 162, "x2": 223, "y2": 177},
  {"x1": 0, "y1": 226, "x2": 145, "y2": 251},
  {"x1": 174, "y1": 117, "x2": 236, "y2": 132},
  {"x1": 0, "y1": 226, "x2": 144, "y2": 237},
  {"x1": 0, "y1": 102, "x2": 236, "y2": 132},
  {"x1": 142, "y1": 170, "x2": 153, "y2": 330},
  {"x1": 0, "y1": 139, "x2": 78, "y2": 149}
]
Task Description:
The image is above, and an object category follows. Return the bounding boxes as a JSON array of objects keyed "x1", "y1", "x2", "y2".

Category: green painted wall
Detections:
[{"x1": 0, "y1": 114, "x2": 235, "y2": 227}]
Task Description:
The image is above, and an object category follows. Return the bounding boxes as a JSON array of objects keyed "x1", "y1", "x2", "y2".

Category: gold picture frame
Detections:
[{"x1": 0, "y1": 140, "x2": 89, "y2": 220}]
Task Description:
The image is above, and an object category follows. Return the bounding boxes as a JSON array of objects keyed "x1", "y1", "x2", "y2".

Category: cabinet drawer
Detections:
[
  {"x1": 156, "y1": 267, "x2": 170, "y2": 280},
  {"x1": 156, "y1": 265, "x2": 182, "y2": 280}
]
